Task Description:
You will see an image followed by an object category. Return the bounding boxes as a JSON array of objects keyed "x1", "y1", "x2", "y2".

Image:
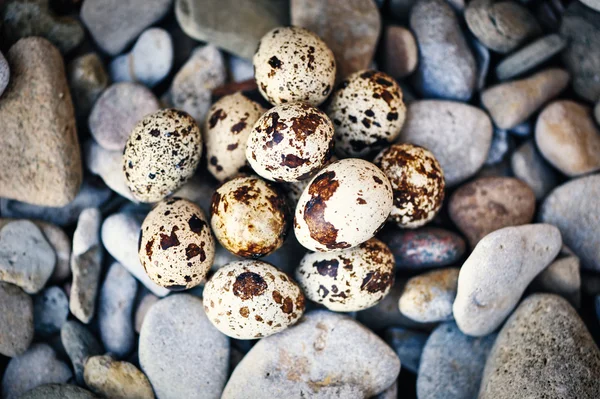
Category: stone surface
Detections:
[
  {"x1": 383, "y1": 25, "x2": 418, "y2": 79},
  {"x1": 33, "y1": 222, "x2": 71, "y2": 283},
  {"x1": 532, "y1": 253, "x2": 581, "y2": 307},
  {"x1": 61, "y1": 321, "x2": 103, "y2": 385},
  {"x1": 485, "y1": 128, "x2": 511, "y2": 165},
  {"x1": 0, "y1": 51, "x2": 9, "y2": 97},
  {"x1": 228, "y1": 55, "x2": 254, "y2": 82},
  {"x1": 399, "y1": 268, "x2": 459, "y2": 323},
  {"x1": 453, "y1": 224, "x2": 562, "y2": 336},
  {"x1": 398, "y1": 100, "x2": 493, "y2": 187},
  {"x1": 0, "y1": 37, "x2": 82, "y2": 206},
  {"x1": 85, "y1": 140, "x2": 136, "y2": 201},
  {"x1": 384, "y1": 327, "x2": 428, "y2": 373},
  {"x1": 418, "y1": 322, "x2": 496, "y2": 399},
  {"x1": 0, "y1": 282, "x2": 33, "y2": 357},
  {"x1": 496, "y1": 34, "x2": 566, "y2": 80},
  {"x1": 471, "y1": 37, "x2": 490, "y2": 91},
  {"x1": 479, "y1": 294, "x2": 600, "y2": 398},
  {"x1": 18, "y1": 384, "x2": 97, "y2": 399},
  {"x1": 33, "y1": 286, "x2": 68, "y2": 337},
  {"x1": 84, "y1": 355, "x2": 154, "y2": 399},
  {"x1": 68, "y1": 53, "x2": 109, "y2": 119},
  {"x1": 134, "y1": 292, "x2": 158, "y2": 333},
  {"x1": 510, "y1": 140, "x2": 559, "y2": 200}
]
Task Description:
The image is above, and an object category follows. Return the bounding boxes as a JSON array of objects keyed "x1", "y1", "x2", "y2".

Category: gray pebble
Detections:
[
  {"x1": 84, "y1": 140, "x2": 136, "y2": 201},
  {"x1": 471, "y1": 37, "x2": 490, "y2": 91},
  {"x1": 228, "y1": 55, "x2": 254, "y2": 82},
  {"x1": 18, "y1": 384, "x2": 97, "y2": 399},
  {"x1": 35, "y1": 222, "x2": 71, "y2": 283},
  {"x1": 0, "y1": 282, "x2": 33, "y2": 357},
  {"x1": 532, "y1": 252, "x2": 581, "y2": 307},
  {"x1": 68, "y1": 53, "x2": 109, "y2": 120},
  {"x1": 399, "y1": 268, "x2": 459, "y2": 323},
  {"x1": 496, "y1": 34, "x2": 566, "y2": 80},
  {"x1": 33, "y1": 286, "x2": 68, "y2": 337},
  {"x1": 510, "y1": 140, "x2": 559, "y2": 200},
  {"x1": 134, "y1": 292, "x2": 158, "y2": 333},
  {"x1": 61, "y1": 320, "x2": 103, "y2": 385},
  {"x1": 0, "y1": 50, "x2": 9, "y2": 97},
  {"x1": 384, "y1": 327, "x2": 428, "y2": 373}
]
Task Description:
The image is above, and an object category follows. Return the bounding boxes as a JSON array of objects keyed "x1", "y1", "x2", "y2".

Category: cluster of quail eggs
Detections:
[{"x1": 121, "y1": 25, "x2": 446, "y2": 340}]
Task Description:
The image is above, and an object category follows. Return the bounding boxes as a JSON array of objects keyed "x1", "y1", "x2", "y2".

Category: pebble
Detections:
[
  {"x1": 471, "y1": 37, "x2": 490, "y2": 91},
  {"x1": 223, "y1": 310, "x2": 400, "y2": 398},
  {"x1": 1, "y1": 343, "x2": 73, "y2": 399},
  {"x1": 399, "y1": 268, "x2": 459, "y2": 323},
  {"x1": 88, "y1": 82, "x2": 160, "y2": 151},
  {"x1": 448, "y1": 177, "x2": 536, "y2": 248},
  {"x1": 453, "y1": 224, "x2": 562, "y2": 336},
  {"x1": 291, "y1": 0, "x2": 381, "y2": 79},
  {"x1": 68, "y1": 53, "x2": 109, "y2": 119},
  {"x1": 33, "y1": 286, "x2": 68, "y2": 337},
  {"x1": 510, "y1": 140, "x2": 559, "y2": 200},
  {"x1": 540, "y1": 174, "x2": 600, "y2": 272},
  {"x1": 18, "y1": 384, "x2": 97, "y2": 399},
  {"x1": 0, "y1": 282, "x2": 33, "y2": 357},
  {"x1": 139, "y1": 294, "x2": 229, "y2": 399},
  {"x1": 228, "y1": 55, "x2": 254, "y2": 82},
  {"x1": 496, "y1": 34, "x2": 566, "y2": 80},
  {"x1": 110, "y1": 28, "x2": 173, "y2": 88},
  {"x1": 383, "y1": 25, "x2": 418, "y2": 79},
  {"x1": 31, "y1": 222, "x2": 71, "y2": 284},
  {"x1": 417, "y1": 322, "x2": 496, "y2": 399},
  {"x1": 535, "y1": 100, "x2": 600, "y2": 177},
  {"x1": 479, "y1": 294, "x2": 600, "y2": 398},
  {"x1": 532, "y1": 253, "x2": 581, "y2": 307},
  {"x1": 0, "y1": 37, "x2": 82, "y2": 206},
  {"x1": 85, "y1": 140, "x2": 136, "y2": 201},
  {"x1": 134, "y1": 292, "x2": 158, "y2": 333},
  {"x1": 81, "y1": 0, "x2": 172, "y2": 55},
  {"x1": 84, "y1": 355, "x2": 154, "y2": 399},
  {"x1": 397, "y1": 100, "x2": 493, "y2": 187},
  {"x1": 410, "y1": 0, "x2": 477, "y2": 101},
  {"x1": 0, "y1": 50, "x2": 9, "y2": 97},
  {"x1": 61, "y1": 321, "x2": 103, "y2": 385},
  {"x1": 384, "y1": 327, "x2": 428, "y2": 373},
  {"x1": 481, "y1": 68, "x2": 569, "y2": 130},
  {"x1": 69, "y1": 208, "x2": 103, "y2": 324},
  {"x1": 98, "y1": 263, "x2": 137, "y2": 358}
]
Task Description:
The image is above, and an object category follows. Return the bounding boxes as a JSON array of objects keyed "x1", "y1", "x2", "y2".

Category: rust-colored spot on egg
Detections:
[{"x1": 233, "y1": 272, "x2": 268, "y2": 300}]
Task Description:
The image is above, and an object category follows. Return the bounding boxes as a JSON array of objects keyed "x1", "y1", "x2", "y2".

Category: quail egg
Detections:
[
  {"x1": 211, "y1": 176, "x2": 289, "y2": 258},
  {"x1": 374, "y1": 143, "x2": 445, "y2": 228},
  {"x1": 204, "y1": 92, "x2": 266, "y2": 182},
  {"x1": 294, "y1": 158, "x2": 394, "y2": 252},
  {"x1": 138, "y1": 197, "x2": 215, "y2": 290},
  {"x1": 295, "y1": 238, "x2": 395, "y2": 312},
  {"x1": 203, "y1": 260, "x2": 305, "y2": 339},
  {"x1": 327, "y1": 70, "x2": 406, "y2": 158},
  {"x1": 254, "y1": 26, "x2": 336, "y2": 106},
  {"x1": 246, "y1": 102, "x2": 334, "y2": 182},
  {"x1": 123, "y1": 108, "x2": 202, "y2": 202}
]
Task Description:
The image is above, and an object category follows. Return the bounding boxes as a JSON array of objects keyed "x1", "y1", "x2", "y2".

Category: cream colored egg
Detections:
[{"x1": 203, "y1": 260, "x2": 305, "y2": 339}]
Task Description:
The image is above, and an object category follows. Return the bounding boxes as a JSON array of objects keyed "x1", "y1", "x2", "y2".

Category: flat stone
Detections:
[
  {"x1": 18, "y1": 384, "x2": 97, "y2": 399},
  {"x1": 453, "y1": 224, "x2": 562, "y2": 336},
  {"x1": 84, "y1": 355, "x2": 154, "y2": 399},
  {"x1": 33, "y1": 286, "x2": 68, "y2": 337},
  {"x1": 479, "y1": 294, "x2": 600, "y2": 398},
  {"x1": 532, "y1": 253, "x2": 581, "y2": 307},
  {"x1": 85, "y1": 140, "x2": 136, "y2": 201},
  {"x1": 510, "y1": 140, "x2": 559, "y2": 200},
  {"x1": 61, "y1": 320, "x2": 103, "y2": 385},
  {"x1": 68, "y1": 53, "x2": 109, "y2": 120},
  {"x1": 399, "y1": 268, "x2": 459, "y2": 323},
  {"x1": 0, "y1": 282, "x2": 33, "y2": 357},
  {"x1": 398, "y1": 100, "x2": 493, "y2": 186},
  {"x1": 481, "y1": 68, "x2": 569, "y2": 130},
  {"x1": 496, "y1": 34, "x2": 566, "y2": 80},
  {"x1": 383, "y1": 25, "x2": 418, "y2": 79},
  {"x1": 0, "y1": 50, "x2": 9, "y2": 97},
  {"x1": 139, "y1": 294, "x2": 229, "y2": 399},
  {"x1": 0, "y1": 37, "x2": 82, "y2": 206},
  {"x1": 134, "y1": 292, "x2": 159, "y2": 333},
  {"x1": 384, "y1": 327, "x2": 428, "y2": 373}
]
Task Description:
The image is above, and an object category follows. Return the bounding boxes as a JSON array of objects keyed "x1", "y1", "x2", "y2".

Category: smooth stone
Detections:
[
  {"x1": 399, "y1": 268, "x2": 459, "y2": 323},
  {"x1": 540, "y1": 174, "x2": 600, "y2": 272},
  {"x1": 101, "y1": 212, "x2": 169, "y2": 296},
  {"x1": 0, "y1": 51, "x2": 8, "y2": 97},
  {"x1": 532, "y1": 253, "x2": 581, "y2": 307},
  {"x1": 510, "y1": 140, "x2": 559, "y2": 200},
  {"x1": 471, "y1": 37, "x2": 490, "y2": 91},
  {"x1": 291, "y1": 0, "x2": 381, "y2": 79},
  {"x1": 110, "y1": 28, "x2": 173, "y2": 88},
  {"x1": 0, "y1": 282, "x2": 33, "y2": 357},
  {"x1": 0, "y1": 38, "x2": 82, "y2": 206},
  {"x1": 453, "y1": 224, "x2": 562, "y2": 336},
  {"x1": 223, "y1": 310, "x2": 400, "y2": 398},
  {"x1": 383, "y1": 25, "x2": 418, "y2": 79},
  {"x1": 484, "y1": 128, "x2": 511, "y2": 165},
  {"x1": 535, "y1": 100, "x2": 600, "y2": 177},
  {"x1": 69, "y1": 208, "x2": 103, "y2": 324},
  {"x1": 417, "y1": 322, "x2": 496, "y2": 399},
  {"x1": 496, "y1": 34, "x2": 566, "y2": 80},
  {"x1": 228, "y1": 55, "x2": 254, "y2": 82},
  {"x1": 61, "y1": 321, "x2": 103, "y2": 385},
  {"x1": 99, "y1": 262, "x2": 137, "y2": 358},
  {"x1": 1, "y1": 343, "x2": 73, "y2": 399},
  {"x1": 139, "y1": 294, "x2": 229, "y2": 399},
  {"x1": 481, "y1": 68, "x2": 569, "y2": 130},
  {"x1": 84, "y1": 355, "x2": 154, "y2": 399},
  {"x1": 480, "y1": 294, "x2": 600, "y2": 398},
  {"x1": 68, "y1": 53, "x2": 109, "y2": 119},
  {"x1": 398, "y1": 100, "x2": 493, "y2": 186},
  {"x1": 384, "y1": 327, "x2": 428, "y2": 373},
  {"x1": 81, "y1": 0, "x2": 173, "y2": 55},
  {"x1": 0, "y1": 220, "x2": 55, "y2": 293},
  {"x1": 410, "y1": 0, "x2": 477, "y2": 101},
  {"x1": 1, "y1": 0, "x2": 84, "y2": 53},
  {"x1": 134, "y1": 292, "x2": 159, "y2": 333},
  {"x1": 449, "y1": 177, "x2": 536, "y2": 248},
  {"x1": 33, "y1": 286, "x2": 68, "y2": 337},
  {"x1": 85, "y1": 140, "x2": 136, "y2": 201},
  {"x1": 18, "y1": 384, "x2": 97, "y2": 399}
]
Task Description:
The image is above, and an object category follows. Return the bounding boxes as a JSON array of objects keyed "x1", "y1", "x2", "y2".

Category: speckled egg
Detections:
[
  {"x1": 211, "y1": 176, "x2": 289, "y2": 258},
  {"x1": 374, "y1": 143, "x2": 445, "y2": 229},
  {"x1": 138, "y1": 197, "x2": 215, "y2": 290},
  {"x1": 327, "y1": 70, "x2": 406, "y2": 158},
  {"x1": 246, "y1": 102, "x2": 334, "y2": 182},
  {"x1": 294, "y1": 158, "x2": 394, "y2": 252},
  {"x1": 123, "y1": 108, "x2": 202, "y2": 202},
  {"x1": 254, "y1": 26, "x2": 336, "y2": 106},
  {"x1": 204, "y1": 92, "x2": 266, "y2": 182},
  {"x1": 295, "y1": 238, "x2": 395, "y2": 312},
  {"x1": 203, "y1": 260, "x2": 305, "y2": 339}
]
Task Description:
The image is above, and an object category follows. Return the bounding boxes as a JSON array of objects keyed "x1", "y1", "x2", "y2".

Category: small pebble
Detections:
[
  {"x1": 471, "y1": 37, "x2": 490, "y2": 91},
  {"x1": 0, "y1": 50, "x2": 9, "y2": 97},
  {"x1": 134, "y1": 292, "x2": 158, "y2": 334},
  {"x1": 85, "y1": 139, "x2": 136, "y2": 201},
  {"x1": 532, "y1": 253, "x2": 581, "y2": 307},
  {"x1": 61, "y1": 321, "x2": 103, "y2": 385},
  {"x1": 84, "y1": 355, "x2": 154, "y2": 399},
  {"x1": 33, "y1": 286, "x2": 68, "y2": 337},
  {"x1": 228, "y1": 55, "x2": 254, "y2": 82},
  {"x1": 496, "y1": 34, "x2": 566, "y2": 80},
  {"x1": 18, "y1": 384, "x2": 97, "y2": 399},
  {"x1": 383, "y1": 25, "x2": 418, "y2": 79},
  {"x1": 68, "y1": 53, "x2": 109, "y2": 119},
  {"x1": 399, "y1": 268, "x2": 459, "y2": 323},
  {"x1": 384, "y1": 327, "x2": 428, "y2": 373},
  {"x1": 510, "y1": 140, "x2": 559, "y2": 200},
  {"x1": 0, "y1": 282, "x2": 33, "y2": 357}
]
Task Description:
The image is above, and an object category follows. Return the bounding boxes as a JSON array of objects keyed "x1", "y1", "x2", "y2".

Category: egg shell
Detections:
[
  {"x1": 246, "y1": 102, "x2": 334, "y2": 183},
  {"x1": 374, "y1": 143, "x2": 445, "y2": 229},
  {"x1": 294, "y1": 158, "x2": 394, "y2": 252},
  {"x1": 327, "y1": 70, "x2": 406, "y2": 158},
  {"x1": 204, "y1": 92, "x2": 266, "y2": 182},
  {"x1": 203, "y1": 260, "x2": 305, "y2": 339},
  {"x1": 211, "y1": 176, "x2": 289, "y2": 258},
  {"x1": 254, "y1": 26, "x2": 336, "y2": 106},
  {"x1": 296, "y1": 238, "x2": 395, "y2": 312},
  {"x1": 123, "y1": 108, "x2": 202, "y2": 203},
  {"x1": 138, "y1": 197, "x2": 215, "y2": 290}
]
